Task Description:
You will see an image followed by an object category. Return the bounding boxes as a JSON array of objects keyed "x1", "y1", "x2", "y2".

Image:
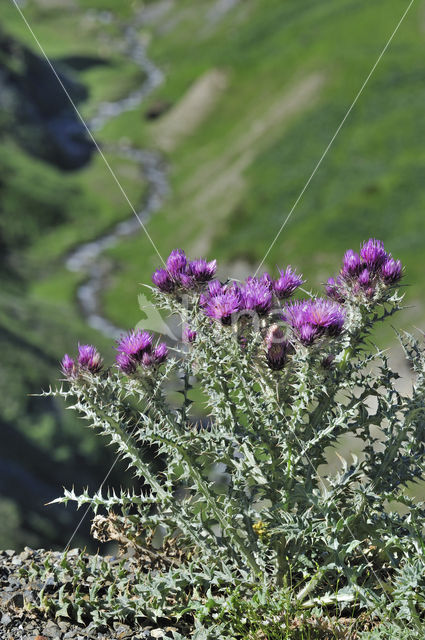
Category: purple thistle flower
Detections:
[
  {"x1": 342, "y1": 249, "x2": 361, "y2": 276},
  {"x1": 265, "y1": 325, "x2": 289, "y2": 371},
  {"x1": 116, "y1": 330, "x2": 152, "y2": 361},
  {"x1": 78, "y1": 344, "x2": 103, "y2": 374},
  {"x1": 360, "y1": 238, "x2": 388, "y2": 270},
  {"x1": 283, "y1": 300, "x2": 309, "y2": 330},
  {"x1": 242, "y1": 277, "x2": 273, "y2": 315},
  {"x1": 153, "y1": 342, "x2": 168, "y2": 364},
  {"x1": 325, "y1": 277, "x2": 341, "y2": 302},
  {"x1": 176, "y1": 272, "x2": 196, "y2": 289},
  {"x1": 358, "y1": 268, "x2": 370, "y2": 288},
  {"x1": 305, "y1": 299, "x2": 346, "y2": 336},
  {"x1": 188, "y1": 258, "x2": 217, "y2": 282},
  {"x1": 200, "y1": 280, "x2": 223, "y2": 307},
  {"x1": 207, "y1": 279, "x2": 223, "y2": 297},
  {"x1": 273, "y1": 266, "x2": 304, "y2": 299},
  {"x1": 183, "y1": 326, "x2": 197, "y2": 343},
  {"x1": 299, "y1": 323, "x2": 320, "y2": 346},
  {"x1": 141, "y1": 352, "x2": 153, "y2": 368},
  {"x1": 204, "y1": 285, "x2": 241, "y2": 325},
  {"x1": 61, "y1": 354, "x2": 77, "y2": 378},
  {"x1": 166, "y1": 249, "x2": 187, "y2": 277},
  {"x1": 116, "y1": 352, "x2": 138, "y2": 375},
  {"x1": 260, "y1": 272, "x2": 273, "y2": 289},
  {"x1": 152, "y1": 268, "x2": 175, "y2": 293},
  {"x1": 381, "y1": 256, "x2": 402, "y2": 284},
  {"x1": 284, "y1": 298, "x2": 345, "y2": 343}
]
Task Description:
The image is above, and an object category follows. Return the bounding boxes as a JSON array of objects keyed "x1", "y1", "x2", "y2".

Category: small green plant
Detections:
[{"x1": 42, "y1": 240, "x2": 425, "y2": 635}]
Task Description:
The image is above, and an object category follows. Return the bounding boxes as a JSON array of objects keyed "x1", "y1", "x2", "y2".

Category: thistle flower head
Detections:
[
  {"x1": 305, "y1": 299, "x2": 345, "y2": 336},
  {"x1": 116, "y1": 352, "x2": 138, "y2": 375},
  {"x1": 78, "y1": 344, "x2": 103, "y2": 374},
  {"x1": 188, "y1": 258, "x2": 217, "y2": 282},
  {"x1": 152, "y1": 268, "x2": 175, "y2": 293},
  {"x1": 381, "y1": 256, "x2": 403, "y2": 284},
  {"x1": 342, "y1": 250, "x2": 361, "y2": 276},
  {"x1": 298, "y1": 323, "x2": 320, "y2": 346},
  {"x1": 116, "y1": 330, "x2": 152, "y2": 361},
  {"x1": 176, "y1": 272, "x2": 196, "y2": 289},
  {"x1": 141, "y1": 352, "x2": 153, "y2": 368},
  {"x1": 207, "y1": 279, "x2": 223, "y2": 297},
  {"x1": 325, "y1": 276, "x2": 346, "y2": 303},
  {"x1": 153, "y1": 342, "x2": 168, "y2": 364},
  {"x1": 204, "y1": 284, "x2": 241, "y2": 325},
  {"x1": 273, "y1": 266, "x2": 304, "y2": 299},
  {"x1": 282, "y1": 300, "x2": 310, "y2": 330},
  {"x1": 360, "y1": 238, "x2": 388, "y2": 270},
  {"x1": 284, "y1": 298, "x2": 345, "y2": 344},
  {"x1": 61, "y1": 354, "x2": 77, "y2": 378},
  {"x1": 166, "y1": 249, "x2": 187, "y2": 276},
  {"x1": 358, "y1": 268, "x2": 370, "y2": 288},
  {"x1": 242, "y1": 277, "x2": 273, "y2": 315},
  {"x1": 265, "y1": 324, "x2": 290, "y2": 370},
  {"x1": 260, "y1": 272, "x2": 273, "y2": 289}
]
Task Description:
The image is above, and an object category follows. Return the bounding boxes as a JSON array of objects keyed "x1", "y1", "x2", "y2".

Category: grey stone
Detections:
[
  {"x1": 1, "y1": 613, "x2": 12, "y2": 625},
  {"x1": 42, "y1": 620, "x2": 61, "y2": 637}
]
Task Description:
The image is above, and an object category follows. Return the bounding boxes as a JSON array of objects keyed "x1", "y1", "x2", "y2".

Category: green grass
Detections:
[{"x1": 10, "y1": 0, "x2": 424, "y2": 342}]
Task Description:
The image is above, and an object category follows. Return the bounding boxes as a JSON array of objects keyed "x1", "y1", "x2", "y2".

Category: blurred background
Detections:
[{"x1": 1, "y1": 0, "x2": 424, "y2": 551}]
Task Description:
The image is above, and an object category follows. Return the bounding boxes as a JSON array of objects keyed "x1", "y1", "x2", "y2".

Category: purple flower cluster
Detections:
[
  {"x1": 199, "y1": 270, "x2": 303, "y2": 325},
  {"x1": 283, "y1": 299, "x2": 345, "y2": 346},
  {"x1": 61, "y1": 344, "x2": 103, "y2": 378},
  {"x1": 201, "y1": 281, "x2": 243, "y2": 325},
  {"x1": 273, "y1": 266, "x2": 305, "y2": 299},
  {"x1": 152, "y1": 250, "x2": 304, "y2": 328},
  {"x1": 115, "y1": 330, "x2": 168, "y2": 374},
  {"x1": 152, "y1": 249, "x2": 217, "y2": 292},
  {"x1": 326, "y1": 239, "x2": 402, "y2": 302}
]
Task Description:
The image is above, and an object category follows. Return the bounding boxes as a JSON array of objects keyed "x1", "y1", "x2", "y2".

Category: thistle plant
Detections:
[{"x1": 44, "y1": 239, "x2": 425, "y2": 633}]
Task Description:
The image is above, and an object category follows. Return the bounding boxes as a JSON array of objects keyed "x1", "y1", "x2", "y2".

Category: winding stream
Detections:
[{"x1": 66, "y1": 17, "x2": 168, "y2": 338}]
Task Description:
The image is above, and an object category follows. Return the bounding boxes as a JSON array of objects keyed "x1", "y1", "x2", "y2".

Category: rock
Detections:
[
  {"x1": 42, "y1": 620, "x2": 62, "y2": 637},
  {"x1": 1, "y1": 612, "x2": 12, "y2": 625}
]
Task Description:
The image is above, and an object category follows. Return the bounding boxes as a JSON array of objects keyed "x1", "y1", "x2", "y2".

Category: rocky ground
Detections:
[{"x1": 0, "y1": 549, "x2": 177, "y2": 640}]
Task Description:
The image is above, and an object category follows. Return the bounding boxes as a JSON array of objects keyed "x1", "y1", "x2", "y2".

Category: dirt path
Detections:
[{"x1": 153, "y1": 69, "x2": 228, "y2": 152}]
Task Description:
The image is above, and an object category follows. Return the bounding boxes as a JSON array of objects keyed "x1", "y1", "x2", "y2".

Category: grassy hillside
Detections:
[
  {"x1": 7, "y1": 0, "x2": 424, "y2": 337},
  {"x1": 2, "y1": 0, "x2": 425, "y2": 548},
  {"x1": 99, "y1": 0, "x2": 425, "y2": 343}
]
